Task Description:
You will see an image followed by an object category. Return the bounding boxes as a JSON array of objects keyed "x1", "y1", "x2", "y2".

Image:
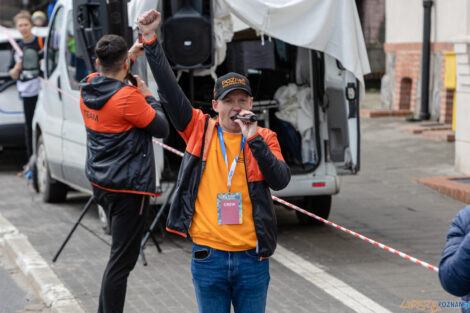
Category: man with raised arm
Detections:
[{"x1": 138, "y1": 10, "x2": 291, "y2": 313}]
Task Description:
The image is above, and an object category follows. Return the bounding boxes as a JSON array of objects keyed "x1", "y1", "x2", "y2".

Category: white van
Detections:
[{"x1": 32, "y1": 0, "x2": 370, "y2": 225}]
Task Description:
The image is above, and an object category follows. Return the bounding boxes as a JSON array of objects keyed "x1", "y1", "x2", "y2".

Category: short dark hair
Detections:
[{"x1": 95, "y1": 35, "x2": 128, "y2": 74}]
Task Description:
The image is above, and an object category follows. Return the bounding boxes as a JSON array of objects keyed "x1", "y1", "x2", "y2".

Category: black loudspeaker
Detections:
[
  {"x1": 73, "y1": 0, "x2": 132, "y2": 72},
  {"x1": 106, "y1": 0, "x2": 133, "y2": 47},
  {"x1": 162, "y1": 0, "x2": 214, "y2": 69},
  {"x1": 73, "y1": 0, "x2": 109, "y2": 72}
]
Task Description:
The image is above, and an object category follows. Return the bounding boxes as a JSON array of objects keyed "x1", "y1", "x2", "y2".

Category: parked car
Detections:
[
  {"x1": 0, "y1": 28, "x2": 24, "y2": 148},
  {"x1": 32, "y1": 0, "x2": 370, "y2": 227}
]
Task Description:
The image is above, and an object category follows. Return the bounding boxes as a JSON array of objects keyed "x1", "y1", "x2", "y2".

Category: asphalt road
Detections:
[{"x1": 0, "y1": 117, "x2": 465, "y2": 313}]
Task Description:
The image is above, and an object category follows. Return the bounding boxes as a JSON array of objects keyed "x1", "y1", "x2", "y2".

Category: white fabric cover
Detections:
[
  {"x1": 128, "y1": 0, "x2": 158, "y2": 29},
  {"x1": 220, "y1": 0, "x2": 370, "y2": 98},
  {"x1": 127, "y1": 0, "x2": 371, "y2": 95}
]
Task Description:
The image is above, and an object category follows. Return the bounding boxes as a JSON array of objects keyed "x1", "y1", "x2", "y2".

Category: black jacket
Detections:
[
  {"x1": 439, "y1": 205, "x2": 470, "y2": 312},
  {"x1": 80, "y1": 73, "x2": 169, "y2": 195}
]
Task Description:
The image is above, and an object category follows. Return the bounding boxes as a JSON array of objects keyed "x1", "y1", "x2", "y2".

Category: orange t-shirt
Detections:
[{"x1": 189, "y1": 129, "x2": 257, "y2": 251}]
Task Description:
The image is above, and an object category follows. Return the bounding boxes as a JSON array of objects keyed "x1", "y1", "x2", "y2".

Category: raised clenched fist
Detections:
[{"x1": 137, "y1": 10, "x2": 161, "y2": 42}]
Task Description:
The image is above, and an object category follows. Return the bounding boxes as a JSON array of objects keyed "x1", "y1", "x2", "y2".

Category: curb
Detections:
[
  {"x1": 0, "y1": 213, "x2": 86, "y2": 313},
  {"x1": 414, "y1": 176, "x2": 470, "y2": 204},
  {"x1": 360, "y1": 109, "x2": 413, "y2": 118}
]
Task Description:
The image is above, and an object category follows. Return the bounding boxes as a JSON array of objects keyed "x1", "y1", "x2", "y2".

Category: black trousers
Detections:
[
  {"x1": 92, "y1": 186, "x2": 149, "y2": 313},
  {"x1": 23, "y1": 95, "x2": 38, "y2": 158}
]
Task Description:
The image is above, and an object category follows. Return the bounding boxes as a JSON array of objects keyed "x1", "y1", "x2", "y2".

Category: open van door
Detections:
[
  {"x1": 73, "y1": 0, "x2": 109, "y2": 72},
  {"x1": 73, "y1": 0, "x2": 132, "y2": 71},
  {"x1": 324, "y1": 54, "x2": 360, "y2": 175},
  {"x1": 214, "y1": 0, "x2": 368, "y2": 176}
]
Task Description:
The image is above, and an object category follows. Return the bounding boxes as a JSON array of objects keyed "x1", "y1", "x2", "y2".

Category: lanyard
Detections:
[{"x1": 217, "y1": 125, "x2": 246, "y2": 192}]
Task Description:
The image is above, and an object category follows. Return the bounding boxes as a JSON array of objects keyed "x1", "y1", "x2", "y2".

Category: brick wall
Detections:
[{"x1": 384, "y1": 42, "x2": 454, "y2": 122}]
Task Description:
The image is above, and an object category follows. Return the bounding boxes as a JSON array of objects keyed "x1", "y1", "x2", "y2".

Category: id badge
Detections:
[{"x1": 217, "y1": 192, "x2": 242, "y2": 225}]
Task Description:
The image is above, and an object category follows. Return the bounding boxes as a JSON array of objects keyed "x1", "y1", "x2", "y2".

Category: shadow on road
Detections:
[{"x1": 0, "y1": 148, "x2": 27, "y2": 173}]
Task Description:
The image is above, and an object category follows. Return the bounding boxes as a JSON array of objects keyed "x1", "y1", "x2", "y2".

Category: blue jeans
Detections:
[{"x1": 191, "y1": 243, "x2": 270, "y2": 313}]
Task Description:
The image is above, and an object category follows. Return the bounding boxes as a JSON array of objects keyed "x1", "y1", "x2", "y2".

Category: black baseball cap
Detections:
[{"x1": 213, "y1": 72, "x2": 252, "y2": 100}]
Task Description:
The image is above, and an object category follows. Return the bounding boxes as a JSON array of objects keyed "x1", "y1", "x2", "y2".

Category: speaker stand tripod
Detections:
[
  {"x1": 140, "y1": 183, "x2": 177, "y2": 266},
  {"x1": 53, "y1": 196, "x2": 95, "y2": 263}
]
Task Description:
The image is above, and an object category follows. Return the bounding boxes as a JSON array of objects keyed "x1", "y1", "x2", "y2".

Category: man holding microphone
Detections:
[{"x1": 138, "y1": 10, "x2": 291, "y2": 313}]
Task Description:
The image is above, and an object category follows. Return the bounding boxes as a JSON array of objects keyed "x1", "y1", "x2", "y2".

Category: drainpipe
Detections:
[{"x1": 419, "y1": 0, "x2": 433, "y2": 120}]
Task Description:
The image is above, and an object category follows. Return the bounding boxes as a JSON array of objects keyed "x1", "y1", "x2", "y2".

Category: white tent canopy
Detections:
[{"x1": 128, "y1": 0, "x2": 371, "y2": 96}]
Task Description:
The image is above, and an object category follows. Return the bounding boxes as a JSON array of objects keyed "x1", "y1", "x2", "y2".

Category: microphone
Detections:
[{"x1": 231, "y1": 114, "x2": 257, "y2": 123}]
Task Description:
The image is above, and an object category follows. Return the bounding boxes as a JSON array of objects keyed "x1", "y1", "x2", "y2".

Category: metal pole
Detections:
[
  {"x1": 140, "y1": 183, "x2": 177, "y2": 266},
  {"x1": 419, "y1": 0, "x2": 433, "y2": 120},
  {"x1": 189, "y1": 69, "x2": 195, "y2": 105},
  {"x1": 52, "y1": 196, "x2": 95, "y2": 262}
]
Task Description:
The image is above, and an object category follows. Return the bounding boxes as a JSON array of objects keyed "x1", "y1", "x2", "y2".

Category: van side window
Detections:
[
  {"x1": 65, "y1": 11, "x2": 89, "y2": 90},
  {"x1": 46, "y1": 6, "x2": 64, "y2": 77}
]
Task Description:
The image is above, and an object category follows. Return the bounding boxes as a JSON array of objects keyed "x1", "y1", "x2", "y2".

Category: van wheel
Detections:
[
  {"x1": 97, "y1": 204, "x2": 110, "y2": 235},
  {"x1": 295, "y1": 195, "x2": 332, "y2": 225},
  {"x1": 36, "y1": 135, "x2": 68, "y2": 203}
]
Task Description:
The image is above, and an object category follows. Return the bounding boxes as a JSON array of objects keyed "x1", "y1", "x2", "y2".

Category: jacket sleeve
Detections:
[
  {"x1": 142, "y1": 95, "x2": 169, "y2": 138},
  {"x1": 247, "y1": 131, "x2": 291, "y2": 191},
  {"x1": 123, "y1": 91, "x2": 169, "y2": 138},
  {"x1": 439, "y1": 206, "x2": 470, "y2": 297},
  {"x1": 143, "y1": 37, "x2": 203, "y2": 143}
]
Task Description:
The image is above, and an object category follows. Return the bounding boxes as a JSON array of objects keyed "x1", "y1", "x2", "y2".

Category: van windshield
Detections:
[{"x1": 65, "y1": 11, "x2": 90, "y2": 90}]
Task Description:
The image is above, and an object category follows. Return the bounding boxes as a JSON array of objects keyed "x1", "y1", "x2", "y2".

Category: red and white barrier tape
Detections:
[
  {"x1": 152, "y1": 139, "x2": 184, "y2": 157},
  {"x1": 2, "y1": 25, "x2": 439, "y2": 273},
  {"x1": 272, "y1": 196, "x2": 438, "y2": 272},
  {"x1": 154, "y1": 140, "x2": 439, "y2": 273},
  {"x1": 38, "y1": 76, "x2": 80, "y2": 102},
  {"x1": 0, "y1": 26, "x2": 23, "y2": 56}
]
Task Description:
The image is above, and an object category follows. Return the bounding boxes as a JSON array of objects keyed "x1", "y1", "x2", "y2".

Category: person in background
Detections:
[
  {"x1": 80, "y1": 34, "x2": 169, "y2": 313},
  {"x1": 32, "y1": 11, "x2": 47, "y2": 27},
  {"x1": 439, "y1": 205, "x2": 470, "y2": 313},
  {"x1": 8, "y1": 10, "x2": 44, "y2": 175},
  {"x1": 138, "y1": 10, "x2": 291, "y2": 313}
]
